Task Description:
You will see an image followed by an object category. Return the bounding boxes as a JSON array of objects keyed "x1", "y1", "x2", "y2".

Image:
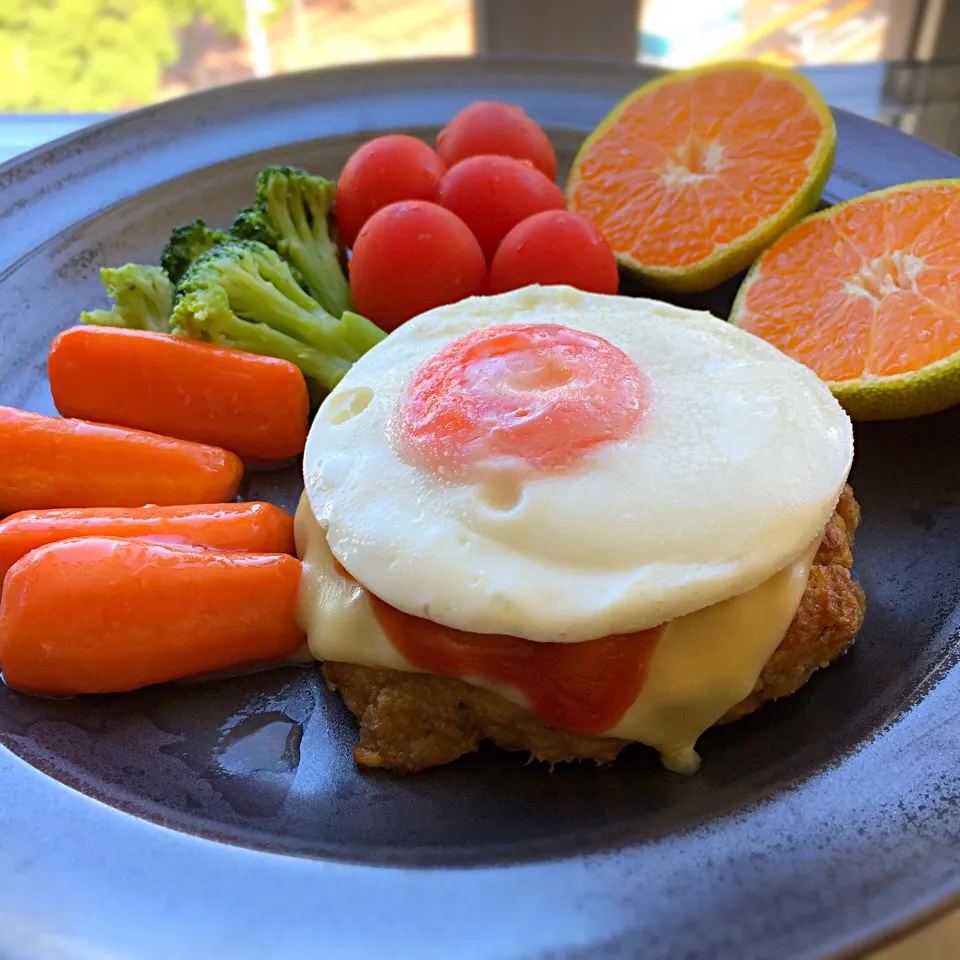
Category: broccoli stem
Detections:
[
  {"x1": 82, "y1": 308, "x2": 128, "y2": 328},
  {"x1": 263, "y1": 179, "x2": 353, "y2": 318},
  {"x1": 182, "y1": 302, "x2": 352, "y2": 390},
  {"x1": 251, "y1": 247, "x2": 324, "y2": 312},
  {"x1": 219, "y1": 267, "x2": 362, "y2": 361},
  {"x1": 339, "y1": 311, "x2": 388, "y2": 358}
]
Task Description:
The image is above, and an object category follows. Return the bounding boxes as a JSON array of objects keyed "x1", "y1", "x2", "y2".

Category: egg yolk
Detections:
[
  {"x1": 370, "y1": 593, "x2": 663, "y2": 735},
  {"x1": 397, "y1": 323, "x2": 650, "y2": 478}
]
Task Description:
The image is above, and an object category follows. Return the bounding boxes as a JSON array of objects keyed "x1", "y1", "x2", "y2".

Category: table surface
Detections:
[{"x1": 0, "y1": 58, "x2": 958, "y2": 960}]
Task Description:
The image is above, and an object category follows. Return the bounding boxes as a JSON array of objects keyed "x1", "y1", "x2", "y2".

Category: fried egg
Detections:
[{"x1": 302, "y1": 285, "x2": 853, "y2": 643}]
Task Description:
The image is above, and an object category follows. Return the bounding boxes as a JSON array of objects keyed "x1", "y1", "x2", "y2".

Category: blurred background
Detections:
[{"x1": 0, "y1": 0, "x2": 958, "y2": 153}]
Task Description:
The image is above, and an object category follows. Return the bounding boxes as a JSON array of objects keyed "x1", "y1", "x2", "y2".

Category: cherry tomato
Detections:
[
  {"x1": 437, "y1": 155, "x2": 566, "y2": 264},
  {"x1": 335, "y1": 135, "x2": 447, "y2": 249},
  {"x1": 350, "y1": 201, "x2": 487, "y2": 332},
  {"x1": 487, "y1": 211, "x2": 620, "y2": 296},
  {"x1": 436, "y1": 101, "x2": 557, "y2": 181}
]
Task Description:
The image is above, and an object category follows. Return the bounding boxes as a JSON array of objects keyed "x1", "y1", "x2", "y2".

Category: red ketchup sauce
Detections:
[{"x1": 370, "y1": 594, "x2": 663, "y2": 735}]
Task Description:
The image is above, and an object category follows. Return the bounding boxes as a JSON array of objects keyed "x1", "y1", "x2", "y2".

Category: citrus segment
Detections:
[
  {"x1": 730, "y1": 180, "x2": 960, "y2": 420},
  {"x1": 398, "y1": 323, "x2": 649, "y2": 478},
  {"x1": 567, "y1": 61, "x2": 835, "y2": 293}
]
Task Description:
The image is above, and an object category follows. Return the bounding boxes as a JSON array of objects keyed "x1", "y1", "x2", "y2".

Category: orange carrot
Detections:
[
  {"x1": 0, "y1": 406, "x2": 243, "y2": 514},
  {"x1": 0, "y1": 537, "x2": 306, "y2": 695},
  {"x1": 48, "y1": 326, "x2": 310, "y2": 462},
  {"x1": 0, "y1": 502, "x2": 295, "y2": 583}
]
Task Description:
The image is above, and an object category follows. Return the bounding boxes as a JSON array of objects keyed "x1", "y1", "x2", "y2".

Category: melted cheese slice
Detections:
[{"x1": 296, "y1": 495, "x2": 818, "y2": 772}]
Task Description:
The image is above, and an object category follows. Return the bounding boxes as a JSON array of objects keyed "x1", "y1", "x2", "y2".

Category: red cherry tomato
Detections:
[
  {"x1": 437, "y1": 155, "x2": 566, "y2": 264},
  {"x1": 488, "y1": 211, "x2": 620, "y2": 297},
  {"x1": 436, "y1": 102, "x2": 557, "y2": 181},
  {"x1": 349, "y1": 201, "x2": 487, "y2": 332},
  {"x1": 335, "y1": 135, "x2": 447, "y2": 249}
]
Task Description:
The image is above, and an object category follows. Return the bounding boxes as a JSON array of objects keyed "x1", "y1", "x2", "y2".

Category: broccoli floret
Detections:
[
  {"x1": 231, "y1": 165, "x2": 352, "y2": 318},
  {"x1": 81, "y1": 264, "x2": 175, "y2": 332},
  {"x1": 171, "y1": 239, "x2": 383, "y2": 392},
  {"x1": 160, "y1": 219, "x2": 230, "y2": 285}
]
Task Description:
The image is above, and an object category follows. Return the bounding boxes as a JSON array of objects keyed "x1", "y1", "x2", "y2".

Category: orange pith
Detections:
[
  {"x1": 735, "y1": 182, "x2": 960, "y2": 381},
  {"x1": 568, "y1": 64, "x2": 832, "y2": 272}
]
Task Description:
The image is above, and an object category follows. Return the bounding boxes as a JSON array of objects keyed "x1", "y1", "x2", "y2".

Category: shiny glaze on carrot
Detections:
[
  {"x1": 48, "y1": 326, "x2": 310, "y2": 461},
  {"x1": 0, "y1": 406, "x2": 243, "y2": 514},
  {"x1": 0, "y1": 537, "x2": 305, "y2": 696},
  {"x1": 0, "y1": 501, "x2": 295, "y2": 583}
]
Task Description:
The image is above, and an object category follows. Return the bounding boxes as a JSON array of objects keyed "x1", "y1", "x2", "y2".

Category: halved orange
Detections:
[
  {"x1": 567, "y1": 61, "x2": 836, "y2": 293},
  {"x1": 730, "y1": 179, "x2": 960, "y2": 420}
]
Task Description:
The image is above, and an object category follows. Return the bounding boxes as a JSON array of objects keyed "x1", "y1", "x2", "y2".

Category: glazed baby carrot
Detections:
[
  {"x1": 0, "y1": 502, "x2": 295, "y2": 583},
  {"x1": 0, "y1": 406, "x2": 243, "y2": 514},
  {"x1": 0, "y1": 537, "x2": 306, "y2": 695},
  {"x1": 48, "y1": 326, "x2": 310, "y2": 462}
]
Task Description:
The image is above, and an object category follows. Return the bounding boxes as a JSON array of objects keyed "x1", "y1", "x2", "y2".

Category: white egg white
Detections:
[{"x1": 303, "y1": 285, "x2": 854, "y2": 643}]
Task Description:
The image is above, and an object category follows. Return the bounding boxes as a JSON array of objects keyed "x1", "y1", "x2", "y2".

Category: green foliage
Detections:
[
  {"x1": 0, "y1": 0, "x2": 286, "y2": 112},
  {"x1": 171, "y1": 0, "x2": 250, "y2": 36}
]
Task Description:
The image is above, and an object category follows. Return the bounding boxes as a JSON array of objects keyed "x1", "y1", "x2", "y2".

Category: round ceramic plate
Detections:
[{"x1": 1, "y1": 58, "x2": 958, "y2": 960}]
